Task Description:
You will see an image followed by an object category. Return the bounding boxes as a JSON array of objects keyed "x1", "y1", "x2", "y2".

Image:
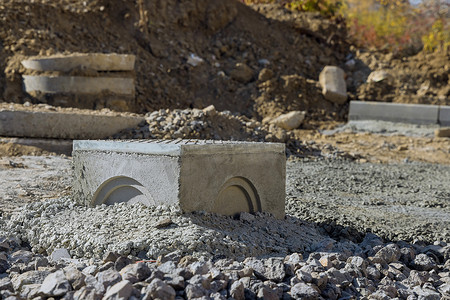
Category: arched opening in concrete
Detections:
[
  {"x1": 91, "y1": 176, "x2": 155, "y2": 206},
  {"x1": 214, "y1": 176, "x2": 261, "y2": 217}
]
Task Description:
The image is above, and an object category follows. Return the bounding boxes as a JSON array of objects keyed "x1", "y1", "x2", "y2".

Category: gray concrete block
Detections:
[
  {"x1": 72, "y1": 140, "x2": 286, "y2": 219},
  {"x1": 23, "y1": 76, "x2": 135, "y2": 95},
  {"x1": 319, "y1": 66, "x2": 347, "y2": 104},
  {"x1": 349, "y1": 101, "x2": 439, "y2": 124},
  {"x1": 0, "y1": 110, "x2": 144, "y2": 139},
  {"x1": 21, "y1": 53, "x2": 135, "y2": 72},
  {"x1": 439, "y1": 105, "x2": 450, "y2": 126}
]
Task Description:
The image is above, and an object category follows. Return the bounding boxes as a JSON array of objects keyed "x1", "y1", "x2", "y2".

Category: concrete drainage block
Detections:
[{"x1": 73, "y1": 140, "x2": 286, "y2": 219}]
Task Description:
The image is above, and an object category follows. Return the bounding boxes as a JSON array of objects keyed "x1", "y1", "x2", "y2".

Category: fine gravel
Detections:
[{"x1": 286, "y1": 158, "x2": 450, "y2": 243}]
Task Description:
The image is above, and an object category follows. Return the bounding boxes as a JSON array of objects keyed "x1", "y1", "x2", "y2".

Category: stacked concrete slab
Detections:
[
  {"x1": 21, "y1": 53, "x2": 135, "y2": 96},
  {"x1": 349, "y1": 101, "x2": 450, "y2": 125},
  {"x1": 72, "y1": 140, "x2": 286, "y2": 219}
]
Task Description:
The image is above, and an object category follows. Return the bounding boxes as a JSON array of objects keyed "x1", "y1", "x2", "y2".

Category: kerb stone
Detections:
[
  {"x1": 349, "y1": 101, "x2": 439, "y2": 124},
  {"x1": 439, "y1": 105, "x2": 450, "y2": 126},
  {"x1": 72, "y1": 140, "x2": 286, "y2": 219}
]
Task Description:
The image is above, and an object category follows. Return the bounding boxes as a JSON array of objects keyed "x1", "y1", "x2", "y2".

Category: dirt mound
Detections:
[
  {"x1": 0, "y1": 0, "x2": 349, "y2": 121},
  {"x1": 352, "y1": 50, "x2": 450, "y2": 105}
]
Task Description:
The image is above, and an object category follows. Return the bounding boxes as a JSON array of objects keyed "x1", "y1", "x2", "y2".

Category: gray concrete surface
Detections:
[
  {"x1": 439, "y1": 105, "x2": 450, "y2": 126},
  {"x1": 322, "y1": 120, "x2": 440, "y2": 137},
  {"x1": 72, "y1": 140, "x2": 286, "y2": 218},
  {"x1": 23, "y1": 76, "x2": 135, "y2": 95},
  {"x1": 21, "y1": 53, "x2": 135, "y2": 72},
  {"x1": 0, "y1": 110, "x2": 144, "y2": 139},
  {"x1": 319, "y1": 66, "x2": 347, "y2": 104},
  {"x1": 349, "y1": 101, "x2": 440, "y2": 124}
]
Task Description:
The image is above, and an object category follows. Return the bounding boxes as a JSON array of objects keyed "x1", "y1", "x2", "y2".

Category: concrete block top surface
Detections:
[
  {"x1": 21, "y1": 53, "x2": 136, "y2": 72},
  {"x1": 73, "y1": 139, "x2": 285, "y2": 156}
]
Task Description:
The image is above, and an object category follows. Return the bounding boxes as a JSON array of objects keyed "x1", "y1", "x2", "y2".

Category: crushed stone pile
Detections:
[
  {"x1": 1, "y1": 212, "x2": 450, "y2": 299},
  {"x1": 1, "y1": 198, "x2": 328, "y2": 260},
  {"x1": 113, "y1": 105, "x2": 350, "y2": 159}
]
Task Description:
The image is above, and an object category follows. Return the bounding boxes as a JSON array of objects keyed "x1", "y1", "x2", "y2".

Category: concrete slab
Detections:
[
  {"x1": 21, "y1": 53, "x2": 135, "y2": 72},
  {"x1": 0, "y1": 110, "x2": 144, "y2": 139},
  {"x1": 23, "y1": 76, "x2": 135, "y2": 95},
  {"x1": 72, "y1": 140, "x2": 286, "y2": 219},
  {"x1": 439, "y1": 105, "x2": 450, "y2": 126},
  {"x1": 349, "y1": 101, "x2": 439, "y2": 124}
]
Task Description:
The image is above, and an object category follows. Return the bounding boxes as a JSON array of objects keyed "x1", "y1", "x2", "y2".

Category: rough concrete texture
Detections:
[
  {"x1": 319, "y1": 66, "x2": 347, "y2": 104},
  {"x1": 439, "y1": 105, "x2": 450, "y2": 126},
  {"x1": 349, "y1": 101, "x2": 440, "y2": 124},
  {"x1": 21, "y1": 53, "x2": 135, "y2": 72},
  {"x1": 0, "y1": 110, "x2": 144, "y2": 139},
  {"x1": 23, "y1": 76, "x2": 135, "y2": 95},
  {"x1": 72, "y1": 140, "x2": 286, "y2": 219}
]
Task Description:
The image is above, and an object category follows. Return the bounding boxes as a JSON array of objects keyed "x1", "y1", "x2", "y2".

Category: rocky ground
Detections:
[
  {"x1": 0, "y1": 0, "x2": 449, "y2": 299},
  {"x1": 0, "y1": 154, "x2": 449, "y2": 299}
]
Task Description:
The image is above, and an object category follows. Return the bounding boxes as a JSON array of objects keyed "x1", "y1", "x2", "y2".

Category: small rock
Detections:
[
  {"x1": 375, "y1": 244, "x2": 401, "y2": 264},
  {"x1": 319, "y1": 66, "x2": 347, "y2": 104},
  {"x1": 39, "y1": 270, "x2": 71, "y2": 297},
  {"x1": 50, "y1": 248, "x2": 71, "y2": 262},
  {"x1": 411, "y1": 254, "x2": 436, "y2": 271},
  {"x1": 230, "y1": 63, "x2": 254, "y2": 83},
  {"x1": 103, "y1": 280, "x2": 133, "y2": 300},
  {"x1": 73, "y1": 286, "x2": 103, "y2": 300},
  {"x1": 11, "y1": 270, "x2": 50, "y2": 291},
  {"x1": 120, "y1": 262, "x2": 151, "y2": 283},
  {"x1": 257, "y1": 286, "x2": 279, "y2": 300},
  {"x1": 290, "y1": 282, "x2": 320, "y2": 300},
  {"x1": 9, "y1": 250, "x2": 34, "y2": 264},
  {"x1": 0, "y1": 277, "x2": 13, "y2": 292},
  {"x1": 185, "y1": 283, "x2": 208, "y2": 299},
  {"x1": 96, "y1": 268, "x2": 122, "y2": 289},
  {"x1": 114, "y1": 256, "x2": 132, "y2": 272},
  {"x1": 367, "y1": 70, "x2": 393, "y2": 83},
  {"x1": 230, "y1": 280, "x2": 245, "y2": 300},
  {"x1": 258, "y1": 68, "x2": 274, "y2": 81},
  {"x1": 264, "y1": 257, "x2": 286, "y2": 283},
  {"x1": 103, "y1": 251, "x2": 120, "y2": 263},
  {"x1": 187, "y1": 53, "x2": 204, "y2": 67},
  {"x1": 143, "y1": 278, "x2": 175, "y2": 300},
  {"x1": 64, "y1": 266, "x2": 86, "y2": 290},
  {"x1": 202, "y1": 105, "x2": 217, "y2": 117},
  {"x1": 158, "y1": 260, "x2": 177, "y2": 274},
  {"x1": 155, "y1": 218, "x2": 173, "y2": 229},
  {"x1": 270, "y1": 111, "x2": 305, "y2": 130}
]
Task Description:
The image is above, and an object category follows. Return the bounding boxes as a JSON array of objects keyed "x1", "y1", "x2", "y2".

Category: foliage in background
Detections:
[
  {"x1": 243, "y1": 0, "x2": 450, "y2": 54},
  {"x1": 242, "y1": 0, "x2": 341, "y2": 17},
  {"x1": 340, "y1": 0, "x2": 449, "y2": 53}
]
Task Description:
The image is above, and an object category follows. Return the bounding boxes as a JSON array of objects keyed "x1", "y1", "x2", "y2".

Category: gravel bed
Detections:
[
  {"x1": 0, "y1": 156, "x2": 449, "y2": 299},
  {"x1": 286, "y1": 158, "x2": 450, "y2": 244}
]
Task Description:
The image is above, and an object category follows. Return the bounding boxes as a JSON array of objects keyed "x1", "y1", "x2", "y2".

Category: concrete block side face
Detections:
[
  {"x1": 0, "y1": 111, "x2": 143, "y2": 139},
  {"x1": 23, "y1": 76, "x2": 135, "y2": 95},
  {"x1": 179, "y1": 151, "x2": 286, "y2": 219},
  {"x1": 72, "y1": 151, "x2": 180, "y2": 207},
  {"x1": 439, "y1": 106, "x2": 450, "y2": 126},
  {"x1": 349, "y1": 101, "x2": 439, "y2": 124}
]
